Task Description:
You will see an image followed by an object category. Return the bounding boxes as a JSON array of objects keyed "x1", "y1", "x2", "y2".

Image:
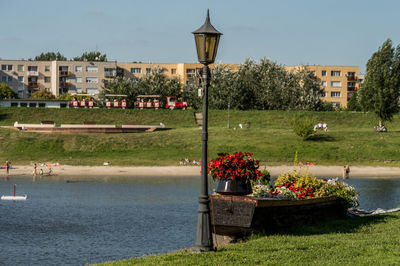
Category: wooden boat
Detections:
[{"x1": 211, "y1": 195, "x2": 347, "y2": 236}]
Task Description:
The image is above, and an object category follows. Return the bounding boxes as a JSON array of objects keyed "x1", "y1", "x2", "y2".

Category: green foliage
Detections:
[
  {"x1": 30, "y1": 90, "x2": 55, "y2": 99},
  {"x1": 0, "y1": 83, "x2": 17, "y2": 99},
  {"x1": 73, "y1": 51, "x2": 107, "y2": 61},
  {"x1": 34, "y1": 52, "x2": 67, "y2": 61},
  {"x1": 203, "y1": 59, "x2": 324, "y2": 110},
  {"x1": 291, "y1": 112, "x2": 316, "y2": 140},
  {"x1": 259, "y1": 168, "x2": 271, "y2": 186},
  {"x1": 359, "y1": 39, "x2": 400, "y2": 127},
  {"x1": 57, "y1": 93, "x2": 74, "y2": 100},
  {"x1": 100, "y1": 68, "x2": 183, "y2": 106},
  {"x1": 181, "y1": 82, "x2": 201, "y2": 109},
  {"x1": 347, "y1": 91, "x2": 361, "y2": 111}
]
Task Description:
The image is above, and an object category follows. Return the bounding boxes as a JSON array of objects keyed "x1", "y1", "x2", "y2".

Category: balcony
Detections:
[
  {"x1": 347, "y1": 84, "x2": 357, "y2": 91},
  {"x1": 59, "y1": 70, "x2": 71, "y2": 76},
  {"x1": 27, "y1": 71, "x2": 39, "y2": 76},
  {"x1": 59, "y1": 82, "x2": 70, "y2": 88},
  {"x1": 346, "y1": 75, "x2": 357, "y2": 81},
  {"x1": 104, "y1": 70, "x2": 117, "y2": 78},
  {"x1": 28, "y1": 82, "x2": 38, "y2": 88}
]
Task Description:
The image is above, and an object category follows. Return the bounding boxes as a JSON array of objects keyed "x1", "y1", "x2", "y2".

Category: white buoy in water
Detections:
[{"x1": 1, "y1": 184, "x2": 27, "y2": 201}]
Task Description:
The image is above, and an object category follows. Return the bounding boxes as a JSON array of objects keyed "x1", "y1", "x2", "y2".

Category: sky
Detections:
[{"x1": 1, "y1": 0, "x2": 400, "y2": 73}]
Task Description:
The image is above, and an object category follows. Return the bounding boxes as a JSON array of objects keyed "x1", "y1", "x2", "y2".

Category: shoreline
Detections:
[{"x1": 3, "y1": 165, "x2": 400, "y2": 179}]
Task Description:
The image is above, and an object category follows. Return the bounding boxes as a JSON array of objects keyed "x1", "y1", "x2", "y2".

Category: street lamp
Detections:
[{"x1": 192, "y1": 9, "x2": 222, "y2": 252}]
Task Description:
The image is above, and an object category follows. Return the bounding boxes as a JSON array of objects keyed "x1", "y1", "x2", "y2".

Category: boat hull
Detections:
[{"x1": 211, "y1": 195, "x2": 347, "y2": 236}]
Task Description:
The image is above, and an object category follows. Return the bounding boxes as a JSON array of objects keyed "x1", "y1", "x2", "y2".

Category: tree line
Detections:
[
  {"x1": 32, "y1": 51, "x2": 107, "y2": 61},
  {"x1": 101, "y1": 58, "x2": 326, "y2": 111}
]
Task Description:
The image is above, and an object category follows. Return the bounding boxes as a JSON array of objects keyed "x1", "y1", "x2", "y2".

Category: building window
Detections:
[
  {"x1": 321, "y1": 91, "x2": 326, "y2": 97},
  {"x1": 131, "y1": 68, "x2": 142, "y2": 74},
  {"x1": 75, "y1": 66, "x2": 82, "y2": 72},
  {"x1": 1, "y1": 76, "x2": 6, "y2": 82},
  {"x1": 18, "y1": 65, "x2": 24, "y2": 72},
  {"x1": 321, "y1": 70, "x2": 326, "y2": 76},
  {"x1": 146, "y1": 68, "x2": 151, "y2": 75},
  {"x1": 28, "y1": 66, "x2": 38, "y2": 71},
  {"x1": 186, "y1": 69, "x2": 195, "y2": 74},
  {"x1": 8, "y1": 76, "x2": 12, "y2": 82},
  {"x1": 331, "y1": 91, "x2": 341, "y2": 98},
  {"x1": 45, "y1": 66, "x2": 50, "y2": 72},
  {"x1": 76, "y1": 77, "x2": 82, "y2": 83},
  {"x1": 171, "y1": 69, "x2": 177, "y2": 75},
  {"x1": 321, "y1": 81, "x2": 327, "y2": 87},
  {"x1": 86, "y1": 88, "x2": 99, "y2": 95},
  {"x1": 1, "y1": 65, "x2": 6, "y2": 71},
  {"x1": 347, "y1": 72, "x2": 355, "y2": 77},
  {"x1": 86, "y1": 66, "x2": 98, "y2": 72},
  {"x1": 18, "y1": 76, "x2": 24, "y2": 82},
  {"x1": 131, "y1": 77, "x2": 138, "y2": 82},
  {"x1": 7, "y1": 65, "x2": 13, "y2": 71},
  {"x1": 332, "y1": 102, "x2": 340, "y2": 108},
  {"x1": 44, "y1": 77, "x2": 51, "y2": 83},
  {"x1": 86, "y1": 77, "x2": 98, "y2": 83},
  {"x1": 331, "y1": 71, "x2": 341, "y2": 76},
  {"x1": 331, "y1": 81, "x2": 341, "y2": 87}
]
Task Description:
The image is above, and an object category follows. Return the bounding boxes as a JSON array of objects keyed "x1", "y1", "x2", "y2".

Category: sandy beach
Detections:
[{"x1": 3, "y1": 164, "x2": 400, "y2": 179}]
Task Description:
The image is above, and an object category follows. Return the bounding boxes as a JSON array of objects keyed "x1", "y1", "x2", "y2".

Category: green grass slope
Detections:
[{"x1": 1, "y1": 108, "x2": 400, "y2": 166}]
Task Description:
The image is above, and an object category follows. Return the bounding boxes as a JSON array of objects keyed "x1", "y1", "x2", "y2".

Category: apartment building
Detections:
[
  {"x1": 0, "y1": 59, "x2": 358, "y2": 107},
  {"x1": 286, "y1": 65, "x2": 360, "y2": 108},
  {"x1": 0, "y1": 60, "x2": 118, "y2": 98}
]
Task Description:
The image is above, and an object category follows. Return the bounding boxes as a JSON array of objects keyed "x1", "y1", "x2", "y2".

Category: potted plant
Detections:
[{"x1": 208, "y1": 152, "x2": 263, "y2": 195}]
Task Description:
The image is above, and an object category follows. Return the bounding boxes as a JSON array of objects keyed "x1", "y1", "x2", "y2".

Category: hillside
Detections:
[{"x1": 1, "y1": 108, "x2": 399, "y2": 166}]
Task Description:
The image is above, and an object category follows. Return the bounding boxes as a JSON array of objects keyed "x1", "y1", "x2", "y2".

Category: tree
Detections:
[
  {"x1": 34, "y1": 52, "x2": 67, "y2": 61},
  {"x1": 347, "y1": 92, "x2": 361, "y2": 111},
  {"x1": 73, "y1": 51, "x2": 107, "y2": 61},
  {"x1": 0, "y1": 83, "x2": 17, "y2": 99},
  {"x1": 30, "y1": 90, "x2": 55, "y2": 99},
  {"x1": 206, "y1": 59, "x2": 323, "y2": 111},
  {"x1": 359, "y1": 39, "x2": 400, "y2": 129},
  {"x1": 100, "y1": 67, "x2": 182, "y2": 107},
  {"x1": 57, "y1": 93, "x2": 74, "y2": 100}
]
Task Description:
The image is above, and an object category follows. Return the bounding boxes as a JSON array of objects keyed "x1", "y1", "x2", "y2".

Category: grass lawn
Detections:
[
  {"x1": 1, "y1": 108, "x2": 400, "y2": 166},
  {"x1": 98, "y1": 211, "x2": 400, "y2": 265}
]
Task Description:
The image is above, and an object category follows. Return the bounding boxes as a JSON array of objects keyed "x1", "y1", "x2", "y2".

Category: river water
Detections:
[{"x1": 0, "y1": 176, "x2": 399, "y2": 265}]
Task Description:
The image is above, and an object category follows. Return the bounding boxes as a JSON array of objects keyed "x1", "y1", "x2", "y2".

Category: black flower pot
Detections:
[{"x1": 215, "y1": 179, "x2": 252, "y2": 195}]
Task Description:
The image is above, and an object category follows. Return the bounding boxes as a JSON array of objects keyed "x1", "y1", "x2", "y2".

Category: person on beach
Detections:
[
  {"x1": 343, "y1": 165, "x2": 350, "y2": 179},
  {"x1": 33, "y1": 163, "x2": 37, "y2": 177},
  {"x1": 5, "y1": 161, "x2": 10, "y2": 177}
]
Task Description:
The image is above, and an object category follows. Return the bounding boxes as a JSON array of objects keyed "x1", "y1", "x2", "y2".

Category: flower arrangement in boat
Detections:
[
  {"x1": 208, "y1": 152, "x2": 263, "y2": 182},
  {"x1": 252, "y1": 170, "x2": 358, "y2": 208}
]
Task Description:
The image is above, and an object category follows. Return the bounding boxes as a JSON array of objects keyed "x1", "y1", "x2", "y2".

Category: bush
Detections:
[
  {"x1": 291, "y1": 113, "x2": 316, "y2": 140},
  {"x1": 0, "y1": 83, "x2": 17, "y2": 99}
]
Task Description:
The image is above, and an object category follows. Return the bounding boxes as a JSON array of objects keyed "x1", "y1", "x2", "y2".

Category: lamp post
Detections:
[{"x1": 192, "y1": 9, "x2": 222, "y2": 252}]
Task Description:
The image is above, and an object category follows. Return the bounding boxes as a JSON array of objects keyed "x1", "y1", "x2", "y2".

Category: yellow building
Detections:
[
  {"x1": 285, "y1": 65, "x2": 360, "y2": 108},
  {"x1": 0, "y1": 59, "x2": 358, "y2": 107}
]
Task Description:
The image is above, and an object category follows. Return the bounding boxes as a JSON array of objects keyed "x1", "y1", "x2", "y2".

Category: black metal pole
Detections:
[{"x1": 194, "y1": 64, "x2": 214, "y2": 252}]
